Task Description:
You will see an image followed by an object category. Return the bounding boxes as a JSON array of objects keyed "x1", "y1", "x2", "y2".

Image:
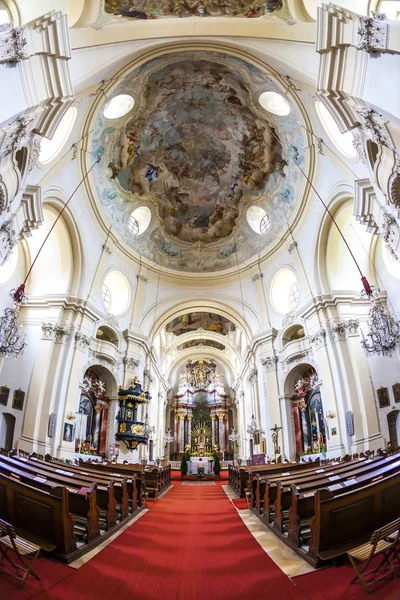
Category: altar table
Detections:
[{"x1": 189, "y1": 457, "x2": 214, "y2": 475}]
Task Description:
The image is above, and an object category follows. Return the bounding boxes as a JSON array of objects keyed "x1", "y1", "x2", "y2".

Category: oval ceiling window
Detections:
[
  {"x1": 315, "y1": 101, "x2": 357, "y2": 160},
  {"x1": 0, "y1": 245, "x2": 18, "y2": 284},
  {"x1": 271, "y1": 268, "x2": 299, "y2": 315},
  {"x1": 102, "y1": 270, "x2": 131, "y2": 316},
  {"x1": 247, "y1": 206, "x2": 271, "y2": 234},
  {"x1": 128, "y1": 206, "x2": 151, "y2": 236},
  {"x1": 259, "y1": 91, "x2": 291, "y2": 116},
  {"x1": 39, "y1": 107, "x2": 77, "y2": 165},
  {"x1": 103, "y1": 94, "x2": 135, "y2": 119}
]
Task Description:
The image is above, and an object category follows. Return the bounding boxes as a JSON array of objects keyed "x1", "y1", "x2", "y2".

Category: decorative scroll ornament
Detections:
[
  {"x1": 0, "y1": 23, "x2": 28, "y2": 64},
  {"x1": 0, "y1": 221, "x2": 17, "y2": 266},
  {"x1": 381, "y1": 214, "x2": 399, "y2": 262},
  {"x1": 310, "y1": 328, "x2": 327, "y2": 350},
  {"x1": 361, "y1": 289, "x2": 400, "y2": 357},
  {"x1": 355, "y1": 106, "x2": 393, "y2": 150},
  {"x1": 356, "y1": 13, "x2": 387, "y2": 53},
  {"x1": 0, "y1": 287, "x2": 27, "y2": 358}
]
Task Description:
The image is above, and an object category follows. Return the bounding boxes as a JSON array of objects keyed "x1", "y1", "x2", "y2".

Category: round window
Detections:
[
  {"x1": 128, "y1": 206, "x2": 151, "y2": 236},
  {"x1": 271, "y1": 268, "x2": 299, "y2": 314},
  {"x1": 102, "y1": 271, "x2": 131, "y2": 316},
  {"x1": 315, "y1": 101, "x2": 357, "y2": 160},
  {"x1": 259, "y1": 91, "x2": 291, "y2": 116},
  {"x1": 39, "y1": 107, "x2": 77, "y2": 165},
  {"x1": 103, "y1": 94, "x2": 135, "y2": 119},
  {"x1": 247, "y1": 206, "x2": 271, "y2": 234}
]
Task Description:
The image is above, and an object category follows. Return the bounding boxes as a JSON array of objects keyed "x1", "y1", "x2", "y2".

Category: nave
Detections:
[{"x1": 2, "y1": 470, "x2": 399, "y2": 600}]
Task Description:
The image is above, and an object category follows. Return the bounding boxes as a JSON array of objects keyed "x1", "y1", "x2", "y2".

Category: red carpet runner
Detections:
[
  {"x1": 35, "y1": 475, "x2": 304, "y2": 600},
  {"x1": 3, "y1": 473, "x2": 399, "y2": 600}
]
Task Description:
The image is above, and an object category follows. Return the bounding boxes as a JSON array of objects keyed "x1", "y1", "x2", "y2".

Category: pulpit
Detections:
[{"x1": 189, "y1": 457, "x2": 213, "y2": 475}]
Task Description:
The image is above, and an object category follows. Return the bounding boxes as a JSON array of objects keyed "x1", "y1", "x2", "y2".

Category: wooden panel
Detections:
[
  {"x1": 15, "y1": 492, "x2": 55, "y2": 540},
  {"x1": 382, "y1": 482, "x2": 400, "y2": 522},
  {"x1": 329, "y1": 497, "x2": 374, "y2": 546}
]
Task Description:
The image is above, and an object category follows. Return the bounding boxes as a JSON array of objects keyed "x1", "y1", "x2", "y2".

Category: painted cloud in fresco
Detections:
[
  {"x1": 103, "y1": 1, "x2": 287, "y2": 20},
  {"x1": 166, "y1": 313, "x2": 235, "y2": 336},
  {"x1": 91, "y1": 51, "x2": 307, "y2": 272}
]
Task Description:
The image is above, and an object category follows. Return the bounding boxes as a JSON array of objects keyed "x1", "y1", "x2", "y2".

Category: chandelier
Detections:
[
  {"x1": 228, "y1": 427, "x2": 240, "y2": 443},
  {"x1": 361, "y1": 290, "x2": 400, "y2": 357},
  {"x1": 247, "y1": 414, "x2": 264, "y2": 438},
  {"x1": 164, "y1": 428, "x2": 174, "y2": 446},
  {"x1": 0, "y1": 287, "x2": 27, "y2": 359},
  {"x1": 143, "y1": 414, "x2": 155, "y2": 438}
]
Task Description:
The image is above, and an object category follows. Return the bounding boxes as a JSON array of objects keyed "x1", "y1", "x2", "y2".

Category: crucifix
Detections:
[{"x1": 270, "y1": 423, "x2": 282, "y2": 460}]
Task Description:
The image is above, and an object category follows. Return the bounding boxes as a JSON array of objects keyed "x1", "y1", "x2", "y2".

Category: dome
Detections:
[{"x1": 90, "y1": 51, "x2": 308, "y2": 273}]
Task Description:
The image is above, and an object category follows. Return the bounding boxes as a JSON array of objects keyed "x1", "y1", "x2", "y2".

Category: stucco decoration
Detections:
[
  {"x1": 177, "y1": 339, "x2": 226, "y2": 351},
  {"x1": 166, "y1": 313, "x2": 235, "y2": 336},
  {"x1": 91, "y1": 52, "x2": 306, "y2": 272},
  {"x1": 102, "y1": 0, "x2": 288, "y2": 20}
]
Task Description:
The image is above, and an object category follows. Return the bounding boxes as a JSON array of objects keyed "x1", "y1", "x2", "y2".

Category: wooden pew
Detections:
[
  {"x1": 273, "y1": 454, "x2": 400, "y2": 534},
  {"x1": 287, "y1": 456, "x2": 400, "y2": 548},
  {"x1": 308, "y1": 470, "x2": 400, "y2": 567},
  {"x1": 0, "y1": 472, "x2": 76, "y2": 562},
  {"x1": 0, "y1": 457, "x2": 101, "y2": 541},
  {"x1": 255, "y1": 454, "x2": 390, "y2": 523}
]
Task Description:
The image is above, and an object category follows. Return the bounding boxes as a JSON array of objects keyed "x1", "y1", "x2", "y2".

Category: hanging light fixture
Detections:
[
  {"x1": 164, "y1": 428, "x2": 174, "y2": 446},
  {"x1": 0, "y1": 287, "x2": 27, "y2": 358},
  {"x1": 228, "y1": 427, "x2": 240, "y2": 444},
  {"x1": 267, "y1": 126, "x2": 400, "y2": 359},
  {"x1": 143, "y1": 413, "x2": 155, "y2": 438},
  {"x1": 247, "y1": 414, "x2": 264, "y2": 438},
  {"x1": 360, "y1": 288, "x2": 400, "y2": 357}
]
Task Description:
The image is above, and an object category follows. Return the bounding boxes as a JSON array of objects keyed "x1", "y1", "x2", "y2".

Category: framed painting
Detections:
[
  {"x1": 0, "y1": 386, "x2": 10, "y2": 406},
  {"x1": 63, "y1": 423, "x2": 73, "y2": 442},
  {"x1": 393, "y1": 382, "x2": 400, "y2": 404},
  {"x1": 12, "y1": 389, "x2": 25, "y2": 410},
  {"x1": 377, "y1": 386, "x2": 390, "y2": 408}
]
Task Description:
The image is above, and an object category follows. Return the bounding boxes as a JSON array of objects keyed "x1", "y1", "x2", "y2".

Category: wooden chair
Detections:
[
  {"x1": 347, "y1": 518, "x2": 400, "y2": 595},
  {"x1": 0, "y1": 519, "x2": 41, "y2": 590}
]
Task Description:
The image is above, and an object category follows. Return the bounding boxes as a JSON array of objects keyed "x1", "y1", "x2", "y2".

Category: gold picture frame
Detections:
[
  {"x1": 377, "y1": 386, "x2": 390, "y2": 408},
  {"x1": 0, "y1": 386, "x2": 10, "y2": 406},
  {"x1": 12, "y1": 388, "x2": 25, "y2": 411}
]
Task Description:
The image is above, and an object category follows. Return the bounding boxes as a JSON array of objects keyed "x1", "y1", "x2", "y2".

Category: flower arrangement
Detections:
[{"x1": 77, "y1": 441, "x2": 99, "y2": 455}]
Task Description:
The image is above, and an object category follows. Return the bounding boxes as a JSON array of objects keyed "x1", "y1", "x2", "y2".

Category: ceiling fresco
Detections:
[
  {"x1": 102, "y1": 1, "x2": 289, "y2": 20},
  {"x1": 91, "y1": 51, "x2": 307, "y2": 272},
  {"x1": 177, "y1": 339, "x2": 226, "y2": 351},
  {"x1": 166, "y1": 313, "x2": 235, "y2": 336}
]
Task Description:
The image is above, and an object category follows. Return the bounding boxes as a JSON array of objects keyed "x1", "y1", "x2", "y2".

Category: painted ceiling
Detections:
[
  {"x1": 91, "y1": 51, "x2": 307, "y2": 272},
  {"x1": 177, "y1": 339, "x2": 226, "y2": 351},
  {"x1": 102, "y1": 1, "x2": 289, "y2": 20},
  {"x1": 166, "y1": 313, "x2": 235, "y2": 336}
]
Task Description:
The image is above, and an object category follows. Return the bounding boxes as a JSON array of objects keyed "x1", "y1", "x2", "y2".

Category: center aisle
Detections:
[{"x1": 38, "y1": 475, "x2": 306, "y2": 600}]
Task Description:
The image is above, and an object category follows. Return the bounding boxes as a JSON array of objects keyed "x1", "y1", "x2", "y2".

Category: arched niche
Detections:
[
  {"x1": 0, "y1": 412, "x2": 15, "y2": 451},
  {"x1": 95, "y1": 325, "x2": 119, "y2": 347},
  {"x1": 282, "y1": 323, "x2": 306, "y2": 347}
]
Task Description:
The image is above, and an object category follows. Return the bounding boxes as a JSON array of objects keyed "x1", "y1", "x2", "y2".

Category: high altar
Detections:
[{"x1": 172, "y1": 358, "x2": 232, "y2": 458}]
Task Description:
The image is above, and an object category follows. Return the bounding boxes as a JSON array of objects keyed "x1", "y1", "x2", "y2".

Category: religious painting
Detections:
[
  {"x1": 12, "y1": 389, "x2": 25, "y2": 410},
  {"x1": 393, "y1": 382, "x2": 400, "y2": 403},
  {"x1": 166, "y1": 312, "x2": 235, "y2": 336},
  {"x1": 331, "y1": 427, "x2": 337, "y2": 436},
  {"x1": 104, "y1": 1, "x2": 286, "y2": 19},
  {"x1": 377, "y1": 386, "x2": 390, "y2": 408},
  {"x1": 177, "y1": 339, "x2": 225, "y2": 351},
  {"x1": 63, "y1": 423, "x2": 73, "y2": 442},
  {"x1": 0, "y1": 386, "x2": 10, "y2": 406}
]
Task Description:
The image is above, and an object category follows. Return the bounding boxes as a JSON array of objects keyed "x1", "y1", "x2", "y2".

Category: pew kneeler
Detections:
[
  {"x1": 0, "y1": 519, "x2": 41, "y2": 590},
  {"x1": 347, "y1": 518, "x2": 400, "y2": 595}
]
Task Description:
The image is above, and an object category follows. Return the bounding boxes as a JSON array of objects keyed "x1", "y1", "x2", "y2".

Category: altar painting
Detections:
[{"x1": 292, "y1": 368, "x2": 327, "y2": 456}]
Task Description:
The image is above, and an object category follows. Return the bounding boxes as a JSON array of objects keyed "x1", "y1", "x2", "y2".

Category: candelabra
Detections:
[
  {"x1": 143, "y1": 414, "x2": 155, "y2": 438},
  {"x1": 164, "y1": 428, "x2": 174, "y2": 446},
  {"x1": 247, "y1": 414, "x2": 264, "y2": 438},
  {"x1": 228, "y1": 427, "x2": 240, "y2": 444},
  {"x1": 361, "y1": 291, "x2": 400, "y2": 357},
  {"x1": 0, "y1": 288, "x2": 27, "y2": 358}
]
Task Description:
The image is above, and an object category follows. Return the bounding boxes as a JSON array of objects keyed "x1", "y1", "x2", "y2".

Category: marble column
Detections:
[{"x1": 218, "y1": 414, "x2": 226, "y2": 451}]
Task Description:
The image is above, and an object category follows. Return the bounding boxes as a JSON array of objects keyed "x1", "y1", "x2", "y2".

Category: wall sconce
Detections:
[{"x1": 326, "y1": 410, "x2": 336, "y2": 419}]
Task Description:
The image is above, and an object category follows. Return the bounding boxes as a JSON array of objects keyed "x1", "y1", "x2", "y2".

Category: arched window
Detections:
[
  {"x1": 39, "y1": 107, "x2": 77, "y2": 165},
  {"x1": 282, "y1": 324, "x2": 305, "y2": 346},
  {"x1": 102, "y1": 271, "x2": 131, "y2": 316},
  {"x1": 96, "y1": 326, "x2": 119, "y2": 347},
  {"x1": 315, "y1": 101, "x2": 357, "y2": 160},
  {"x1": 247, "y1": 206, "x2": 271, "y2": 234},
  {"x1": 271, "y1": 268, "x2": 300, "y2": 314},
  {"x1": 127, "y1": 206, "x2": 151, "y2": 236}
]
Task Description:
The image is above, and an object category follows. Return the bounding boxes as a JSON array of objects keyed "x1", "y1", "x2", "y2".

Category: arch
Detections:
[
  {"x1": 95, "y1": 325, "x2": 119, "y2": 347},
  {"x1": 145, "y1": 297, "x2": 255, "y2": 343},
  {"x1": 282, "y1": 323, "x2": 306, "y2": 347},
  {"x1": 0, "y1": 412, "x2": 16, "y2": 451}
]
